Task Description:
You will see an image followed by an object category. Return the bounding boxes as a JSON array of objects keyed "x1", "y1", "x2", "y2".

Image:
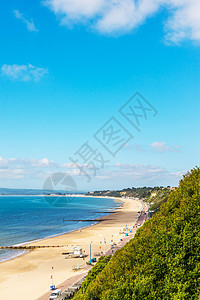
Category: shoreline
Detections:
[
  {"x1": 18, "y1": 196, "x2": 124, "y2": 256},
  {"x1": 0, "y1": 196, "x2": 143, "y2": 300},
  {"x1": 0, "y1": 249, "x2": 29, "y2": 264},
  {"x1": 0, "y1": 195, "x2": 121, "y2": 263}
]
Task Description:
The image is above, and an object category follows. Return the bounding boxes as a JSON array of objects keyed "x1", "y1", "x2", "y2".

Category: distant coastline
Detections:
[{"x1": 0, "y1": 187, "x2": 87, "y2": 196}]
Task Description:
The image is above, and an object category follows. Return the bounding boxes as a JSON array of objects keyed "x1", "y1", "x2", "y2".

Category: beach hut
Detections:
[{"x1": 73, "y1": 247, "x2": 83, "y2": 257}]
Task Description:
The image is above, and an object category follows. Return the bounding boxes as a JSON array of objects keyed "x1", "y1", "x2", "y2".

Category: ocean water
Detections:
[{"x1": 0, "y1": 196, "x2": 119, "y2": 262}]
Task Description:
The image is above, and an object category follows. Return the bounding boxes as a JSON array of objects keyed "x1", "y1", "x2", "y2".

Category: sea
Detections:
[{"x1": 0, "y1": 195, "x2": 119, "y2": 263}]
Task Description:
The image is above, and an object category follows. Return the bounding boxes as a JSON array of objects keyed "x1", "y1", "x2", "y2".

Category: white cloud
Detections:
[
  {"x1": 0, "y1": 168, "x2": 25, "y2": 179},
  {"x1": 30, "y1": 158, "x2": 56, "y2": 167},
  {"x1": 164, "y1": 0, "x2": 200, "y2": 44},
  {"x1": 45, "y1": 0, "x2": 104, "y2": 18},
  {"x1": 44, "y1": 0, "x2": 200, "y2": 43},
  {"x1": 0, "y1": 156, "x2": 78, "y2": 181},
  {"x1": 0, "y1": 156, "x2": 57, "y2": 168},
  {"x1": 13, "y1": 10, "x2": 38, "y2": 32},
  {"x1": 1, "y1": 64, "x2": 48, "y2": 81},
  {"x1": 95, "y1": 163, "x2": 185, "y2": 185},
  {"x1": 113, "y1": 163, "x2": 167, "y2": 178},
  {"x1": 96, "y1": 0, "x2": 136, "y2": 33},
  {"x1": 0, "y1": 155, "x2": 186, "y2": 189},
  {"x1": 124, "y1": 142, "x2": 180, "y2": 153},
  {"x1": 151, "y1": 141, "x2": 180, "y2": 153}
]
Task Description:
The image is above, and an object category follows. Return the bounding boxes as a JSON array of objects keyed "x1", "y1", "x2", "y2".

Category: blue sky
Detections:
[{"x1": 0, "y1": 0, "x2": 199, "y2": 191}]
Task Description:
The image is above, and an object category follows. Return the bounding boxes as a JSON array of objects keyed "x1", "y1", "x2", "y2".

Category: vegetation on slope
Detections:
[
  {"x1": 87, "y1": 186, "x2": 173, "y2": 212},
  {"x1": 146, "y1": 188, "x2": 172, "y2": 212},
  {"x1": 76, "y1": 167, "x2": 200, "y2": 299},
  {"x1": 86, "y1": 187, "x2": 153, "y2": 199},
  {"x1": 76, "y1": 256, "x2": 112, "y2": 296}
]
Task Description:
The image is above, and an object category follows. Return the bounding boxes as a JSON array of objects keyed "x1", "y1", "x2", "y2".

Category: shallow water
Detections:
[{"x1": 0, "y1": 196, "x2": 118, "y2": 262}]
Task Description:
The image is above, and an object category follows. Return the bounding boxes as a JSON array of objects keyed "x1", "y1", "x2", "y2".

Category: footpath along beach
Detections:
[{"x1": 0, "y1": 197, "x2": 147, "y2": 300}]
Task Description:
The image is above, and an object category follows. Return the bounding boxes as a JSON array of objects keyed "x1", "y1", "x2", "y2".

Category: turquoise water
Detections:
[{"x1": 0, "y1": 196, "x2": 118, "y2": 262}]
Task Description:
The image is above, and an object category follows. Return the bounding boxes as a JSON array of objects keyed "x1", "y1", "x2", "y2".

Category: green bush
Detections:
[
  {"x1": 75, "y1": 167, "x2": 200, "y2": 299},
  {"x1": 74, "y1": 255, "x2": 112, "y2": 299}
]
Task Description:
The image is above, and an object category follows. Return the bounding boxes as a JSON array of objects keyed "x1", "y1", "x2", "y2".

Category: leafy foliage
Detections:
[
  {"x1": 76, "y1": 167, "x2": 200, "y2": 299},
  {"x1": 146, "y1": 188, "x2": 172, "y2": 212},
  {"x1": 87, "y1": 186, "x2": 173, "y2": 212},
  {"x1": 77, "y1": 255, "x2": 112, "y2": 296},
  {"x1": 86, "y1": 187, "x2": 153, "y2": 199}
]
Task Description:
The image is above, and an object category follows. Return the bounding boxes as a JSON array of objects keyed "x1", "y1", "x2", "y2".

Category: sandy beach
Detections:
[{"x1": 0, "y1": 197, "x2": 143, "y2": 300}]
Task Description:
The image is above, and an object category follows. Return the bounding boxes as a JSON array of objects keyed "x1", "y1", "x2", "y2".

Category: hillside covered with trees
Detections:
[
  {"x1": 76, "y1": 167, "x2": 200, "y2": 299},
  {"x1": 87, "y1": 186, "x2": 173, "y2": 212}
]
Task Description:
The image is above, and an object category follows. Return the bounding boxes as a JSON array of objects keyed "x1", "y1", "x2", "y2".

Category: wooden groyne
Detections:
[
  {"x1": 63, "y1": 218, "x2": 107, "y2": 222},
  {"x1": 0, "y1": 245, "x2": 64, "y2": 250},
  {"x1": 88, "y1": 211, "x2": 115, "y2": 214}
]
